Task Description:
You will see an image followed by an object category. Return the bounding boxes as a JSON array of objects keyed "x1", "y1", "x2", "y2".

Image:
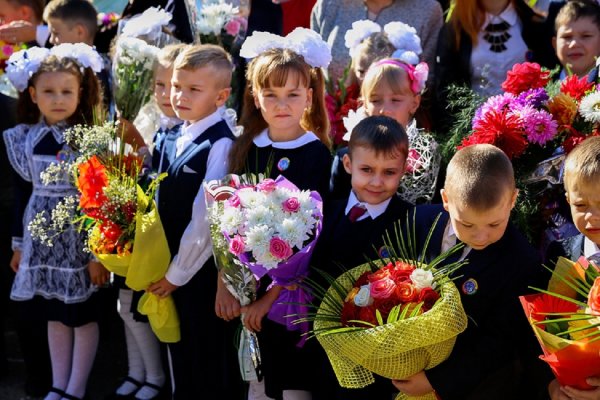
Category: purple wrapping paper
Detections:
[{"x1": 233, "y1": 176, "x2": 323, "y2": 345}]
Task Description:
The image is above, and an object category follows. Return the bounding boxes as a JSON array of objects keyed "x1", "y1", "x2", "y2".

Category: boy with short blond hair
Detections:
[
  {"x1": 394, "y1": 144, "x2": 542, "y2": 399},
  {"x1": 546, "y1": 136, "x2": 600, "y2": 400},
  {"x1": 553, "y1": 0, "x2": 600, "y2": 78},
  {"x1": 145, "y1": 43, "x2": 242, "y2": 399},
  {"x1": 43, "y1": 0, "x2": 97, "y2": 46}
]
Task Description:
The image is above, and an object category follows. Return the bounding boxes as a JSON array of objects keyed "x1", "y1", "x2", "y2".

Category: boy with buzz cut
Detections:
[
  {"x1": 312, "y1": 115, "x2": 412, "y2": 400},
  {"x1": 546, "y1": 136, "x2": 600, "y2": 400},
  {"x1": 553, "y1": 0, "x2": 600, "y2": 79},
  {"x1": 393, "y1": 144, "x2": 543, "y2": 400},
  {"x1": 43, "y1": 0, "x2": 97, "y2": 46},
  {"x1": 146, "y1": 44, "x2": 243, "y2": 400}
]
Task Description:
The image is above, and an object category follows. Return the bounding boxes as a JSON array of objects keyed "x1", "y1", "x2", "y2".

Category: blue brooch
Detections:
[
  {"x1": 56, "y1": 149, "x2": 69, "y2": 162},
  {"x1": 277, "y1": 157, "x2": 290, "y2": 171},
  {"x1": 462, "y1": 278, "x2": 478, "y2": 295},
  {"x1": 378, "y1": 246, "x2": 390, "y2": 259}
]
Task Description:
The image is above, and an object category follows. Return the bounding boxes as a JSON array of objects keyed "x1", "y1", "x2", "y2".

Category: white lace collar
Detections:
[
  {"x1": 253, "y1": 129, "x2": 319, "y2": 149},
  {"x1": 39, "y1": 119, "x2": 67, "y2": 144}
]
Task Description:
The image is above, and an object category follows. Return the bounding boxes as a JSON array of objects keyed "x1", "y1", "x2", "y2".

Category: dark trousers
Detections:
[{"x1": 169, "y1": 264, "x2": 244, "y2": 400}]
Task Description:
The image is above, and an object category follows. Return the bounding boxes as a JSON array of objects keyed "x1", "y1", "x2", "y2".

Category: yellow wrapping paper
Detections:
[
  {"x1": 93, "y1": 186, "x2": 179, "y2": 342},
  {"x1": 137, "y1": 292, "x2": 180, "y2": 343},
  {"x1": 314, "y1": 263, "x2": 467, "y2": 400}
]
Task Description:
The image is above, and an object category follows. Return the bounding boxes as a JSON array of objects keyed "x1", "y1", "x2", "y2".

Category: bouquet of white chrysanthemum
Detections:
[
  {"x1": 112, "y1": 36, "x2": 159, "y2": 121},
  {"x1": 197, "y1": 1, "x2": 247, "y2": 53}
]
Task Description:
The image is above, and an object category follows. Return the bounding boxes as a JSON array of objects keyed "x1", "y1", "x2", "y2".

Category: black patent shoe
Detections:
[
  {"x1": 134, "y1": 381, "x2": 167, "y2": 400},
  {"x1": 104, "y1": 376, "x2": 143, "y2": 400}
]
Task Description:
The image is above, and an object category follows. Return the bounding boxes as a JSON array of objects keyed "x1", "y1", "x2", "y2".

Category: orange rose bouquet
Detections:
[
  {"x1": 299, "y1": 215, "x2": 468, "y2": 399},
  {"x1": 520, "y1": 256, "x2": 600, "y2": 390}
]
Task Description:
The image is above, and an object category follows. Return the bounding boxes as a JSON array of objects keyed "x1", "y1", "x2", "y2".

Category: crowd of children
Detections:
[{"x1": 2, "y1": 0, "x2": 600, "y2": 400}]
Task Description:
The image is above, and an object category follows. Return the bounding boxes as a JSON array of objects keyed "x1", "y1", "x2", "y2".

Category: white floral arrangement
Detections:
[
  {"x1": 121, "y1": 7, "x2": 172, "y2": 41},
  {"x1": 5, "y1": 43, "x2": 102, "y2": 92},
  {"x1": 112, "y1": 36, "x2": 160, "y2": 121},
  {"x1": 197, "y1": 1, "x2": 239, "y2": 35},
  {"x1": 218, "y1": 178, "x2": 321, "y2": 270},
  {"x1": 240, "y1": 27, "x2": 331, "y2": 69},
  {"x1": 344, "y1": 20, "x2": 422, "y2": 66}
]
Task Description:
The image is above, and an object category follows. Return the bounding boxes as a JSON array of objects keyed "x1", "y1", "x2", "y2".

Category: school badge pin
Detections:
[{"x1": 462, "y1": 278, "x2": 478, "y2": 295}]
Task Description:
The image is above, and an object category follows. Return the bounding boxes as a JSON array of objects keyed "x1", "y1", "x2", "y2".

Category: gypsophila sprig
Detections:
[{"x1": 28, "y1": 195, "x2": 78, "y2": 246}]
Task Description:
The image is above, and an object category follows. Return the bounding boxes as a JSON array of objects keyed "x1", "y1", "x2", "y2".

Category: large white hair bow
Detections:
[
  {"x1": 344, "y1": 20, "x2": 423, "y2": 66},
  {"x1": 240, "y1": 27, "x2": 332, "y2": 69}
]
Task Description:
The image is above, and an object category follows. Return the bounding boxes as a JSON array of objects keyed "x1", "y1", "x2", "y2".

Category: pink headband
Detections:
[{"x1": 371, "y1": 59, "x2": 429, "y2": 95}]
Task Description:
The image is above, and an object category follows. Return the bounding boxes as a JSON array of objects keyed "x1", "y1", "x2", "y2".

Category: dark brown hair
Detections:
[
  {"x1": 228, "y1": 48, "x2": 331, "y2": 173},
  {"x1": 348, "y1": 115, "x2": 408, "y2": 159},
  {"x1": 17, "y1": 55, "x2": 102, "y2": 125}
]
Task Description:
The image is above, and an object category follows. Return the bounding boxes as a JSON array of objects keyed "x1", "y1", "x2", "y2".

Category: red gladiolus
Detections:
[{"x1": 77, "y1": 156, "x2": 108, "y2": 209}]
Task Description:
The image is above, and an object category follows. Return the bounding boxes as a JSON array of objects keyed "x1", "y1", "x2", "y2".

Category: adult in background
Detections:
[
  {"x1": 311, "y1": 0, "x2": 443, "y2": 83},
  {"x1": 434, "y1": 0, "x2": 557, "y2": 132}
]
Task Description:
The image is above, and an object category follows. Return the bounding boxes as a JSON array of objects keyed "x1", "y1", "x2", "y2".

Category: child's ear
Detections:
[
  {"x1": 306, "y1": 87, "x2": 313, "y2": 109},
  {"x1": 410, "y1": 94, "x2": 421, "y2": 115},
  {"x1": 28, "y1": 86, "x2": 37, "y2": 104},
  {"x1": 75, "y1": 24, "x2": 87, "y2": 41},
  {"x1": 510, "y1": 189, "x2": 519, "y2": 209},
  {"x1": 215, "y1": 87, "x2": 231, "y2": 107},
  {"x1": 441, "y1": 188, "x2": 450, "y2": 212},
  {"x1": 342, "y1": 153, "x2": 352, "y2": 175}
]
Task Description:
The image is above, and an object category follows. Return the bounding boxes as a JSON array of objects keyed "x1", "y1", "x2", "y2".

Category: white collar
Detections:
[
  {"x1": 443, "y1": 220, "x2": 472, "y2": 260},
  {"x1": 584, "y1": 237, "x2": 600, "y2": 259},
  {"x1": 181, "y1": 108, "x2": 223, "y2": 140},
  {"x1": 253, "y1": 129, "x2": 319, "y2": 149},
  {"x1": 344, "y1": 190, "x2": 392, "y2": 220},
  {"x1": 486, "y1": 2, "x2": 518, "y2": 26},
  {"x1": 160, "y1": 114, "x2": 182, "y2": 131}
]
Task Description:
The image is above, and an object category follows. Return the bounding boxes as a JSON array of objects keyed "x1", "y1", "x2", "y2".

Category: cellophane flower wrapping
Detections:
[
  {"x1": 520, "y1": 256, "x2": 600, "y2": 389},
  {"x1": 27, "y1": 121, "x2": 178, "y2": 342},
  {"x1": 205, "y1": 174, "x2": 262, "y2": 380},
  {"x1": 112, "y1": 36, "x2": 159, "y2": 121},
  {"x1": 218, "y1": 175, "x2": 323, "y2": 338},
  {"x1": 314, "y1": 261, "x2": 466, "y2": 399},
  {"x1": 205, "y1": 174, "x2": 258, "y2": 307}
]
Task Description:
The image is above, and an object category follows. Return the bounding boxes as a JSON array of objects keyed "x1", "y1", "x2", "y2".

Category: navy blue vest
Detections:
[{"x1": 155, "y1": 120, "x2": 234, "y2": 256}]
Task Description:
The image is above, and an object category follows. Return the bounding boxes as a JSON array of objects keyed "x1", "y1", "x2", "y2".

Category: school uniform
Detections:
[
  {"x1": 245, "y1": 130, "x2": 331, "y2": 399},
  {"x1": 413, "y1": 204, "x2": 545, "y2": 400},
  {"x1": 312, "y1": 192, "x2": 412, "y2": 400},
  {"x1": 154, "y1": 109, "x2": 241, "y2": 399}
]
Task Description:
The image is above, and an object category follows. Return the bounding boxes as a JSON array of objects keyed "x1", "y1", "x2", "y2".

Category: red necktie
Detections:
[{"x1": 348, "y1": 204, "x2": 367, "y2": 223}]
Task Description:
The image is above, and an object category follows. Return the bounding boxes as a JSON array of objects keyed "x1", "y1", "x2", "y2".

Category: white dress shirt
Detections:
[
  {"x1": 344, "y1": 190, "x2": 391, "y2": 222},
  {"x1": 584, "y1": 237, "x2": 600, "y2": 260},
  {"x1": 470, "y1": 2, "x2": 529, "y2": 97},
  {"x1": 441, "y1": 220, "x2": 472, "y2": 261},
  {"x1": 164, "y1": 111, "x2": 234, "y2": 286}
]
